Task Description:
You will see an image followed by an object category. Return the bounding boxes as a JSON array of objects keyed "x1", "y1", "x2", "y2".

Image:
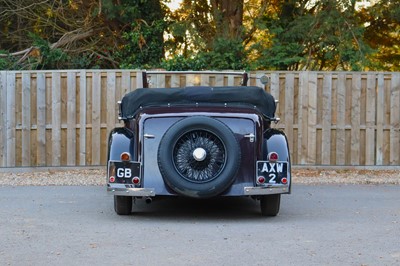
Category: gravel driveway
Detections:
[{"x1": 0, "y1": 167, "x2": 399, "y2": 186}]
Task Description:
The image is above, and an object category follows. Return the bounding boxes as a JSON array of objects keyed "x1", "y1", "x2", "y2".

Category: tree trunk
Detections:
[{"x1": 210, "y1": 0, "x2": 244, "y2": 40}]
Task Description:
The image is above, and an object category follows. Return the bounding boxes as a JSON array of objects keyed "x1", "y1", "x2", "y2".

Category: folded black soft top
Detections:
[{"x1": 120, "y1": 86, "x2": 276, "y2": 119}]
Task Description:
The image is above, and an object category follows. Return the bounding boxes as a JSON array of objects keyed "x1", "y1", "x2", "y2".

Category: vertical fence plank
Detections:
[
  {"x1": 321, "y1": 73, "x2": 332, "y2": 165},
  {"x1": 185, "y1": 74, "x2": 195, "y2": 86},
  {"x1": 365, "y1": 73, "x2": 376, "y2": 165},
  {"x1": 79, "y1": 70, "x2": 87, "y2": 165},
  {"x1": 171, "y1": 73, "x2": 180, "y2": 88},
  {"x1": 215, "y1": 74, "x2": 224, "y2": 86},
  {"x1": 227, "y1": 74, "x2": 235, "y2": 86},
  {"x1": 92, "y1": 72, "x2": 101, "y2": 165},
  {"x1": 21, "y1": 73, "x2": 31, "y2": 166},
  {"x1": 351, "y1": 74, "x2": 361, "y2": 165},
  {"x1": 285, "y1": 73, "x2": 295, "y2": 158},
  {"x1": 0, "y1": 72, "x2": 7, "y2": 166},
  {"x1": 270, "y1": 73, "x2": 280, "y2": 119},
  {"x1": 155, "y1": 73, "x2": 166, "y2": 88},
  {"x1": 390, "y1": 73, "x2": 400, "y2": 165},
  {"x1": 336, "y1": 73, "x2": 346, "y2": 165},
  {"x1": 36, "y1": 73, "x2": 46, "y2": 166},
  {"x1": 51, "y1": 72, "x2": 61, "y2": 166},
  {"x1": 297, "y1": 72, "x2": 309, "y2": 164},
  {"x1": 200, "y1": 74, "x2": 210, "y2": 86},
  {"x1": 6, "y1": 72, "x2": 16, "y2": 166},
  {"x1": 107, "y1": 72, "x2": 116, "y2": 135},
  {"x1": 376, "y1": 73, "x2": 384, "y2": 165},
  {"x1": 136, "y1": 70, "x2": 143, "y2": 89},
  {"x1": 67, "y1": 72, "x2": 77, "y2": 166},
  {"x1": 307, "y1": 72, "x2": 317, "y2": 164},
  {"x1": 121, "y1": 71, "x2": 131, "y2": 96}
]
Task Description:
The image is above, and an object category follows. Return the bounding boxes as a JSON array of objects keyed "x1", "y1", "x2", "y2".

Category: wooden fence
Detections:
[{"x1": 0, "y1": 70, "x2": 399, "y2": 167}]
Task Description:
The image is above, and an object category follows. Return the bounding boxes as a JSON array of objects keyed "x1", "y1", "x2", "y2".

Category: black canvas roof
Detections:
[{"x1": 120, "y1": 86, "x2": 276, "y2": 119}]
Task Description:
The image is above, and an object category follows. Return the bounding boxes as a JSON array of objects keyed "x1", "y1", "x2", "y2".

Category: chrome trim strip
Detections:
[
  {"x1": 244, "y1": 186, "x2": 289, "y2": 195},
  {"x1": 144, "y1": 134, "x2": 155, "y2": 139},
  {"x1": 107, "y1": 187, "x2": 156, "y2": 197}
]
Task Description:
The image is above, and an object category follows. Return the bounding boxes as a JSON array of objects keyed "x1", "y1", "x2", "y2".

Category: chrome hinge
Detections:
[{"x1": 244, "y1": 133, "x2": 255, "y2": 143}]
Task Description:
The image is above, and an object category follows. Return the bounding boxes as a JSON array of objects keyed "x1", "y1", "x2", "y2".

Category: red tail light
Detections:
[
  {"x1": 268, "y1": 152, "x2": 279, "y2": 162},
  {"x1": 257, "y1": 176, "x2": 266, "y2": 184},
  {"x1": 132, "y1": 176, "x2": 140, "y2": 185}
]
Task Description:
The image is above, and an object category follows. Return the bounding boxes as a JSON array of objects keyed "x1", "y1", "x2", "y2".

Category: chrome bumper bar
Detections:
[
  {"x1": 107, "y1": 187, "x2": 156, "y2": 197},
  {"x1": 244, "y1": 185, "x2": 289, "y2": 195}
]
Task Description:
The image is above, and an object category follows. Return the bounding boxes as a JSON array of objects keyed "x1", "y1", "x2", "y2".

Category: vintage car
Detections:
[{"x1": 107, "y1": 71, "x2": 291, "y2": 216}]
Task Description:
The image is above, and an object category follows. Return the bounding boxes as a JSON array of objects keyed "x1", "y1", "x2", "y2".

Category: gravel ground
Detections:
[{"x1": 0, "y1": 167, "x2": 399, "y2": 186}]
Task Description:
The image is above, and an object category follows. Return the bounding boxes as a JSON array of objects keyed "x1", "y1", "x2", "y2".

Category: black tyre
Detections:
[
  {"x1": 114, "y1": 195, "x2": 132, "y2": 215},
  {"x1": 260, "y1": 194, "x2": 281, "y2": 216},
  {"x1": 158, "y1": 116, "x2": 241, "y2": 198}
]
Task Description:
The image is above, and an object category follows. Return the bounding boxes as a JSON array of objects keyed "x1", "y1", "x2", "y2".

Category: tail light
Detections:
[
  {"x1": 120, "y1": 152, "x2": 131, "y2": 161},
  {"x1": 257, "y1": 176, "x2": 266, "y2": 184},
  {"x1": 132, "y1": 176, "x2": 140, "y2": 185},
  {"x1": 268, "y1": 152, "x2": 279, "y2": 162}
]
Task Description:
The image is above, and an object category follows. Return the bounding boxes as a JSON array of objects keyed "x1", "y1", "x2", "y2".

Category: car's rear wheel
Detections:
[
  {"x1": 114, "y1": 195, "x2": 132, "y2": 215},
  {"x1": 158, "y1": 116, "x2": 241, "y2": 198},
  {"x1": 260, "y1": 194, "x2": 280, "y2": 216}
]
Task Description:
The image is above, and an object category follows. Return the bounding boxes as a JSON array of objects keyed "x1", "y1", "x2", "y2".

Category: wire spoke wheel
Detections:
[
  {"x1": 158, "y1": 116, "x2": 241, "y2": 198},
  {"x1": 173, "y1": 130, "x2": 226, "y2": 183}
]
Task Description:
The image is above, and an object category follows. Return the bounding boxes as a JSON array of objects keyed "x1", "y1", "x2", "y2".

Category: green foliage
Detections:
[
  {"x1": 254, "y1": 0, "x2": 372, "y2": 70},
  {"x1": 119, "y1": 19, "x2": 166, "y2": 69},
  {"x1": 161, "y1": 38, "x2": 247, "y2": 70},
  {"x1": 0, "y1": 51, "x2": 15, "y2": 70},
  {"x1": 361, "y1": 0, "x2": 400, "y2": 71},
  {"x1": 0, "y1": 0, "x2": 398, "y2": 71},
  {"x1": 24, "y1": 33, "x2": 68, "y2": 69}
]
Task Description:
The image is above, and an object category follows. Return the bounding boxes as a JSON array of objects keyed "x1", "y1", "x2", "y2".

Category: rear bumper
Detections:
[
  {"x1": 107, "y1": 186, "x2": 155, "y2": 197},
  {"x1": 243, "y1": 185, "x2": 289, "y2": 195},
  {"x1": 107, "y1": 184, "x2": 289, "y2": 197}
]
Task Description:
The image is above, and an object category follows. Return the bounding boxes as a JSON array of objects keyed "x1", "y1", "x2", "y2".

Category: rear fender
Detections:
[
  {"x1": 263, "y1": 128, "x2": 291, "y2": 192},
  {"x1": 107, "y1": 128, "x2": 135, "y2": 161}
]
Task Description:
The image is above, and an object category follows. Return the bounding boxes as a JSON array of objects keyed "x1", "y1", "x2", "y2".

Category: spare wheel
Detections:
[{"x1": 157, "y1": 116, "x2": 241, "y2": 198}]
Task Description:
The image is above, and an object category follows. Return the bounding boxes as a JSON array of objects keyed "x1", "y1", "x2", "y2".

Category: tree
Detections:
[
  {"x1": 360, "y1": 0, "x2": 400, "y2": 71},
  {"x1": 163, "y1": 0, "x2": 271, "y2": 70},
  {"x1": 253, "y1": 0, "x2": 372, "y2": 70},
  {"x1": 1, "y1": 0, "x2": 398, "y2": 71},
  {"x1": 0, "y1": 0, "x2": 166, "y2": 69}
]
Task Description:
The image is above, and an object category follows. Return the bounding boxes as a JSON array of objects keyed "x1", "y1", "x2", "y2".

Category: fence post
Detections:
[
  {"x1": 0, "y1": 71, "x2": 7, "y2": 167},
  {"x1": 6, "y1": 72, "x2": 16, "y2": 167},
  {"x1": 390, "y1": 73, "x2": 400, "y2": 165},
  {"x1": 36, "y1": 72, "x2": 46, "y2": 166}
]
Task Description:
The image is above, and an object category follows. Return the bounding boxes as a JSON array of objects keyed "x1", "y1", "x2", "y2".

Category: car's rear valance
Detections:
[{"x1": 120, "y1": 86, "x2": 276, "y2": 119}]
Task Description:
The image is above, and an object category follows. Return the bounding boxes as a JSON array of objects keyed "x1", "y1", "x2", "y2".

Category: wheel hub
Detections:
[{"x1": 193, "y1": 148, "x2": 207, "y2": 161}]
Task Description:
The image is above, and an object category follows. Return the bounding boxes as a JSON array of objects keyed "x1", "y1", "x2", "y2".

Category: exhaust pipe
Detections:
[{"x1": 145, "y1": 197, "x2": 153, "y2": 204}]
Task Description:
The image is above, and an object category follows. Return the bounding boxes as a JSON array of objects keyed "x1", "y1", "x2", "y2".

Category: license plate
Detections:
[
  {"x1": 109, "y1": 161, "x2": 140, "y2": 183},
  {"x1": 256, "y1": 161, "x2": 288, "y2": 184}
]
